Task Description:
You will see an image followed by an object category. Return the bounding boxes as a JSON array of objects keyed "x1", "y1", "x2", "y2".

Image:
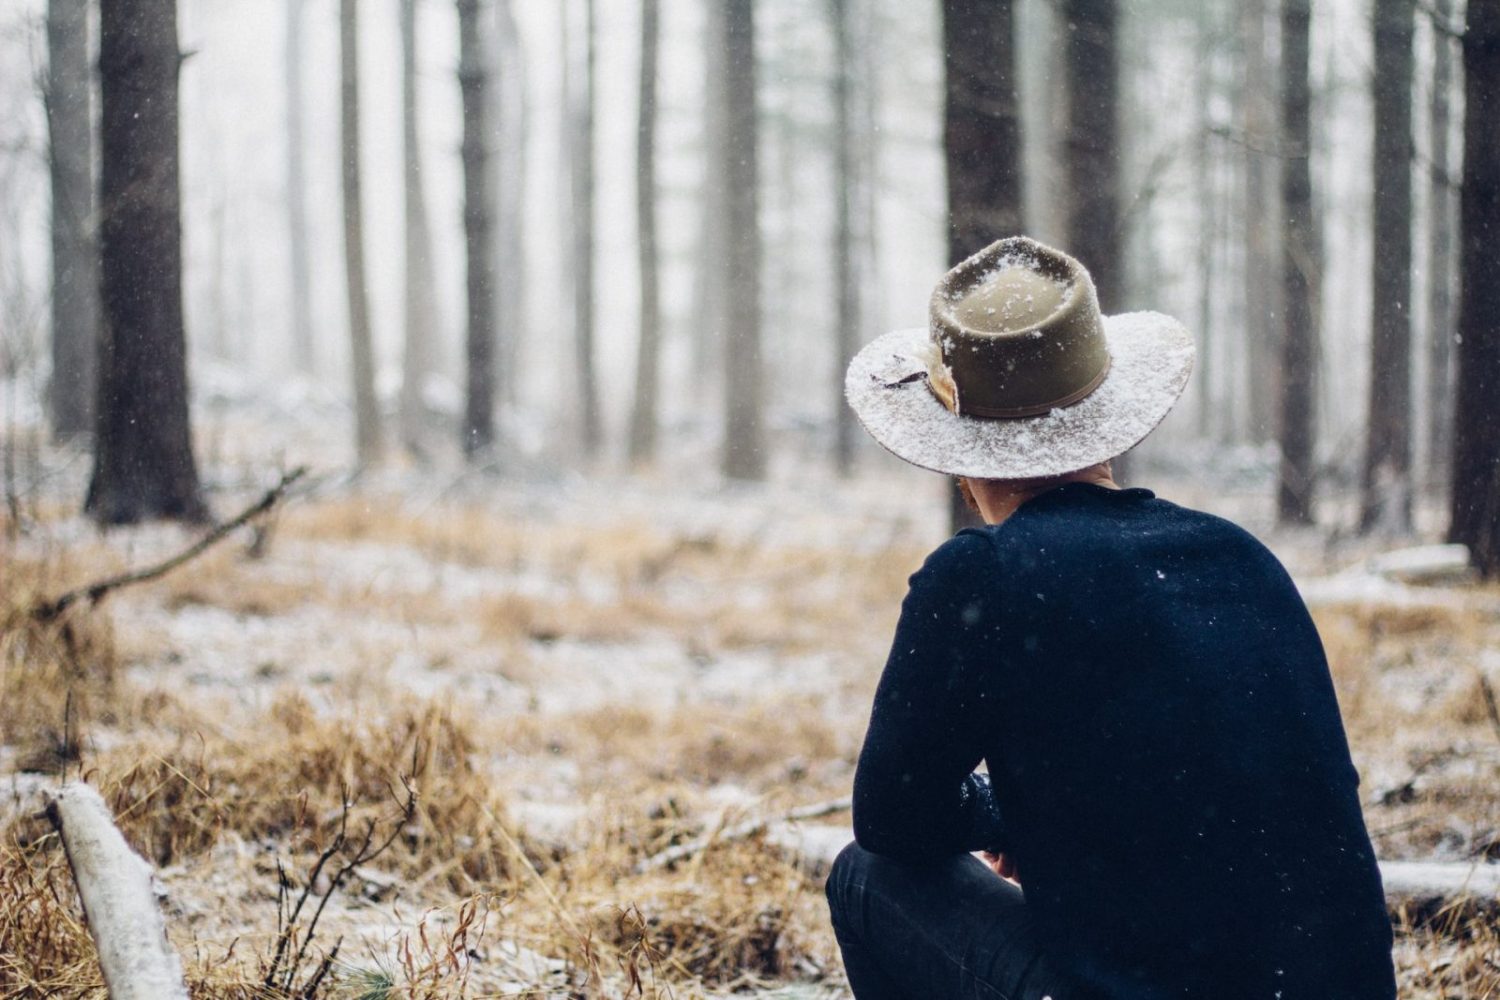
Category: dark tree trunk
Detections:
[
  {"x1": 628, "y1": 0, "x2": 662, "y2": 466},
  {"x1": 941, "y1": 0, "x2": 1023, "y2": 529},
  {"x1": 570, "y1": 0, "x2": 601, "y2": 457},
  {"x1": 1241, "y1": 0, "x2": 1282, "y2": 444},
  {"x1": 831, "y1": 0, "x2": 860, "y2": 476},
  {"x1": 1426, "y1": 0, "x2": 1458, "y2": 487},
  {"x1": 86, "y1": 0, "x2": 207, "y2": 525},
  {"x1": 341, "y1": 0, "x2": 382, "y2": 465},
  {"x1": 721, "y1": 0, "x2": 764, "y2": 481},
  {"x1": 459, "y1": 0, "x2": 496, "y2": 457},
  {"x1": 285, "y1": 0, "x2": 314, "y2": 375},
  {"x1": 1062, "y1": 0, "x2": 1124, "y2": 483},
  {"x1": 46, "y1": 0, "x2": 98, "y2": 439},
  {"x1": 1276, "y1": 0, "x2": 1318, "y2": 526},
  {"x1": 942, "y1": 0, "x2": 1023, "y2": 263},
  {"x1": 399, "y1": 0, "x2": 440, "y2": 454},
  {"x1": 1449, "y1": 0, "x2": 1500, "y2": 577},
  {"x1": 1359, "y1": 0, "x2": 1415, "y2": 534},
  {"x1": 1062, "y1": 0, "x2": 1121, "y2": 311}
]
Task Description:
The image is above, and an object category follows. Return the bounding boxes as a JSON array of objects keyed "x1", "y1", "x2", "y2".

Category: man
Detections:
[{"x1": 828, "y1": 238, "x2": 1395, "y2": 999}]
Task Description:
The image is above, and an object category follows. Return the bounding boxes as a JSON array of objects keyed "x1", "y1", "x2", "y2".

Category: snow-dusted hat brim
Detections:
[{"x1": 845, "y1": 312, "x2": 1194, "y2": 480}]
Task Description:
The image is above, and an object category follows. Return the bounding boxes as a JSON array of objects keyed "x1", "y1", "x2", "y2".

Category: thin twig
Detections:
[
  {"x1": 634, "y1": 796, "x2": 852, "y2": 874},
  {"x1": 32, "y1": 467, "x2": 308, "y2": 623},
  {"x1": 1415, "y1": 0, "x2": 1466, "y2": 40},
  {"x1": 1476, "y1": 670, "x2": 1500, "y2": 744}
]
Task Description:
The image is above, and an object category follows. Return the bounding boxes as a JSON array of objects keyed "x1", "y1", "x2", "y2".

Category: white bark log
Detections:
[
  {"x1": 1379, "y1": 859, "x2": 1500, "y2": 901},
  {"x1": 45, "y1": 784, "x2": 189, "y2": 1000}
]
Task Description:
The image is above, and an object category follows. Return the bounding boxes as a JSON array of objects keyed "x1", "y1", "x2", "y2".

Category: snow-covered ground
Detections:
[{"x1": 4, "y1": 436, "x2": 1498, "y2": 996}]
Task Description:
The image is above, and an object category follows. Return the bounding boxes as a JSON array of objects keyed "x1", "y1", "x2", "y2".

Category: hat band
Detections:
[{"x1": 923, "y1": 350, "x2": 1112, "y2": 419}]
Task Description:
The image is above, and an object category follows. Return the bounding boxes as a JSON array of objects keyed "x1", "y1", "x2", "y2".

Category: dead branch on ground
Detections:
[
  {"x1": 31, "y1": 466, "x2": 308, "y2": 623},
  {"x1": 634, "y1": 796, "x2": 852, "y2": 874}
]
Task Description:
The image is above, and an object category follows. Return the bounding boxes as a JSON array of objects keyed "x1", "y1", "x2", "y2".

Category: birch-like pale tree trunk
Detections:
[
  {"x1": 399, "y1": 0, "x2": 441, "y2": 454},
  {"x1": 285, "y1": 0, "x2": 314, "y2": 374},
  {"x1": 830, "y1": 0, "x2": 860, "y2": 477},
  {"x1": 1425, "y1": 0, "x2": 1458, "y2": 487},
  {"x1": 494, "y1": 0, "x2": 526, "y2": 409},
  {"x1": 628, "y1": 0, "x2": 662, "y2": 466},
  {"x1": 721, "y1": 0, "x2": 764, "y2": 481},
  {"x1": 341, "y1": 0, "x2": 382, "y2": 465},
  {"x1": 570, "y1": 0, "x2": 601, "y2": 457},
  {"x1": 1240, "y1": 0, "x2": 1281, "y2": 444}
]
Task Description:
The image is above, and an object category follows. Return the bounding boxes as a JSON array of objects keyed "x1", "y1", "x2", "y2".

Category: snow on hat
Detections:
[{"x1": 845, "y1": 236, "x2": 1194, "y2": 480}]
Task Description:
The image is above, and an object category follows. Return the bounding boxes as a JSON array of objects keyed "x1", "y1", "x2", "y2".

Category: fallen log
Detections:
[
  {"x1": 1380, "y1": 859, "x2": 1500, "y2": 928},
  {"x1": 45, "y1": 784, "x2": 189, "y2": 1000}
]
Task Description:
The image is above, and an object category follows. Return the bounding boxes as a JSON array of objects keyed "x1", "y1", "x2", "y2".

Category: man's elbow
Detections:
[{"x1": 852, "y1": 811, "x2": 945, "y2": 862}]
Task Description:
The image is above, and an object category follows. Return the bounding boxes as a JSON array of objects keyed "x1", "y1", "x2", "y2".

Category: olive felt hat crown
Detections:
[{"x1": 844, "y1": 237, "x2": 1194, "y2": 480}]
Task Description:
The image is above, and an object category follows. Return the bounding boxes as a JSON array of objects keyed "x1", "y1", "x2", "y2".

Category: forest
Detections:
[{"x1": 1, "y1": 0, "x2": 1499, "y2": 996}]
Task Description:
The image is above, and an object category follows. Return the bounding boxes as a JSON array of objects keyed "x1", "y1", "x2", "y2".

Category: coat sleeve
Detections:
[{"x1": 852, "y1": 529, "x2": 1007, "y2": 860}]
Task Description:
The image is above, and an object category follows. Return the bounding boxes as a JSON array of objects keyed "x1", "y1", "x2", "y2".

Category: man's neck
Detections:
[{"x1": 969, "y1": 467, "x2": 1119, "y2": 525}]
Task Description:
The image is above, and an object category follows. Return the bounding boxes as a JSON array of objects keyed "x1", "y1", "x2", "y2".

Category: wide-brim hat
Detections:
[{"x1": 845, "y1": 236, "x2": 1194, "y2": 480}]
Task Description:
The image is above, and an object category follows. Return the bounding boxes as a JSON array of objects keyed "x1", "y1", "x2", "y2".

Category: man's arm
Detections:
[{"x1": 852, "y1": 530, "x2": 1006, "y2": 860}]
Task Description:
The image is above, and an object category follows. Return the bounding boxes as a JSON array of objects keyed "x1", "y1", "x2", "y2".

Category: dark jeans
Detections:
[{"x1": 826, "y1": 842, "x2": 1069, "y2": 1000}]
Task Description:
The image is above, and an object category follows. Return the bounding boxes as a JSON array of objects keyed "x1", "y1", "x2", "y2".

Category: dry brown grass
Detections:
[
  {"x1": 0, "y1": 554, "x2": 120, "y2": 774},
  {"x1": 0, "y1": 841, "x2": 101, "y2": 997},
  {"x1": 7, "y1": 496, "x2": 1500, "y2": 997},
  {"x1": 1313, "y1": 593, "x2": 1500, "y2": 867}
]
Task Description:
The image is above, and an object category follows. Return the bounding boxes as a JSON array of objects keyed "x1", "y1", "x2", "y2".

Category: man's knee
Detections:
[{"x1": 826, "y1": 840, "x2": 873, "y2": 927}]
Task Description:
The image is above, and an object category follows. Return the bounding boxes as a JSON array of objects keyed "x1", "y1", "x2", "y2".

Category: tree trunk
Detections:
[
  {"x1": 285, "y1": 0, "x2": 314, "y2": 375},
  {"x1": 690, "y1": 0, "x2": 729, "y2": 407},
  {"x1": 628, "y1": 0, "x2": 662, "y2": 466},
  {"x1": 571, "y1": 0, "x2": 601, "y2": 457},
  {"x1": 1062, "y1": 0, "x2": 1121, "y2": 311},
  {"x1": 721, "y1": 0, "x2": 765, "y2": 481},
  {"x1": 1192, "y1": 4, "x2": 1218, "y2": 442},
  {"x1": 1062, "y1": 0, "x2": 1123, "y2": 483},
  {"x1": 830, "y1": 0, "x2": 860, "y2": 476},
  {"x1": 1276, "y1": 0, "x2": 1318, "y2": 526},
  {"x1": 399, "y1": 0, "x2": 440, "y2": 454},
  {"x1": 46, "y1": 0, "x2": 98, "y2": 440},
  {"x1": 1426, "y1": 0, "x2": 1457, "y2": 488},
  {"x1": 86, "y1": 0, "x2": 207, "y2": 525},
  {"x1": 1449, "y1": 0, "x2": 1500, "y2": 577},
  {"x1": 1241, "y1": 0, "x2": 1281, "y2": 444},
  {"x1": 941, "y1": 0, "x2": 1023, "y2": 529},
  {"x1": 1360, "y1": 0, "x2": 1415, "y2": 534},
  {"x1": 340, "y1": 0, "x2": 381, "y2": 466},
  {"x1": 494, "y1": 0, "x2": 526, "y2": 409},
  {"x1": 943, "y1": 0, "x2": 1023, "y2": 264},
  {"x1": 459, "y1": 0, "x2": 496, "y2": 457}
]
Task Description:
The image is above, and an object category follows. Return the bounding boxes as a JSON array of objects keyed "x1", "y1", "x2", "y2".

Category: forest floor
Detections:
[{"x1": 2, "y1": 429, "x2": 1499, "y2": 998}]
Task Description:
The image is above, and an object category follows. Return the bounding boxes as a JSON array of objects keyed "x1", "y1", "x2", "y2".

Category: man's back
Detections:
[{"x1": 851, "y1": 482, "x2": 1396, "y2": 999}]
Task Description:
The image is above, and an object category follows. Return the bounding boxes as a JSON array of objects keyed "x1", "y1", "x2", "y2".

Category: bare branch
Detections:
[
  {"x1": 33, "y1": 467, "x2": 308, "y2": 623},
  {"x1": 634, "y1": 796, "x2": 852, "y2": 874}
]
